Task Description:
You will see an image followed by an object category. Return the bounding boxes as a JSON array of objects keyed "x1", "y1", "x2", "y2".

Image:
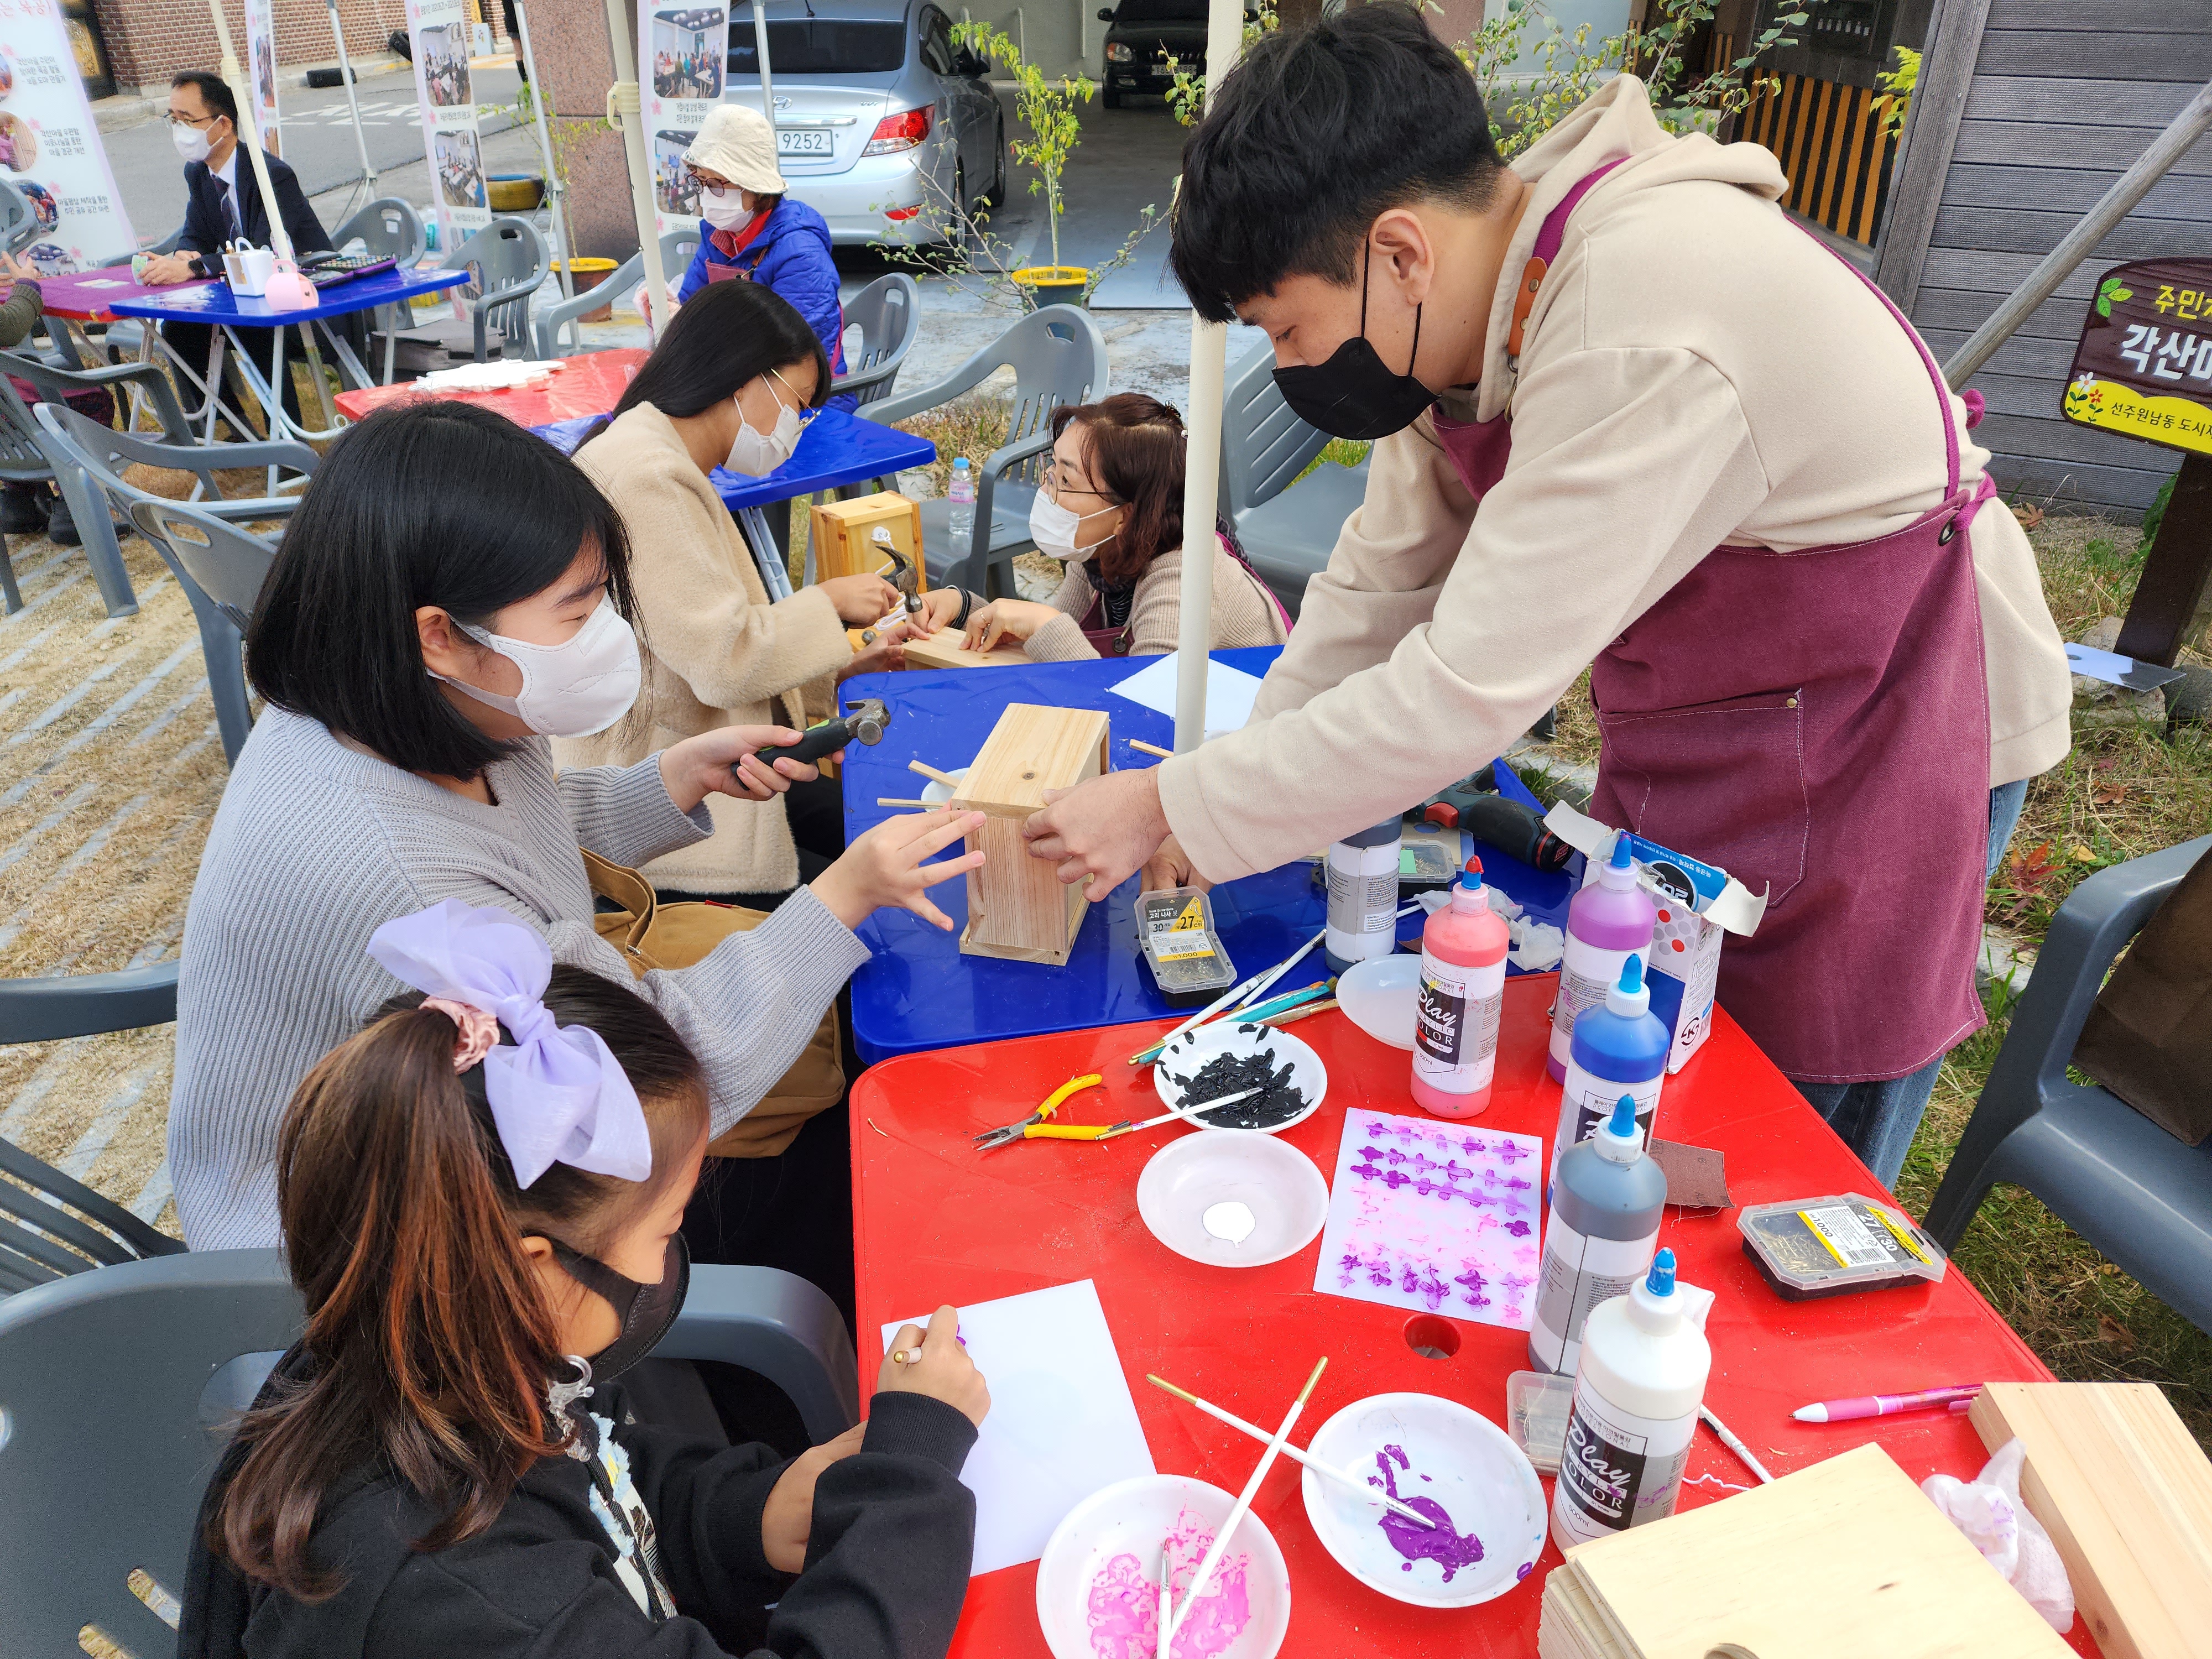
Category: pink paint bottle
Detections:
[
  {"x1": 1547, "y1": 832, "x2": 1658, "y2": 1081},
  {"x1": 1411, "y1": 858, "x2": 1511, "y2": 1119}
]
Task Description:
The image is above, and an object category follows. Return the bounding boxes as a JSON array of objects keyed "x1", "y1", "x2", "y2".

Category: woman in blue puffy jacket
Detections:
[{"x1": 673, "y1": 104, "x2": 852, "y2": 410}]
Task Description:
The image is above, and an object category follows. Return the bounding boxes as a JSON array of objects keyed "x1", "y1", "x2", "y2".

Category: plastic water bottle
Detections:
[
  {"x1": 1548, "y1": 832, "x2": 1657, "y2": 1081},
  {"x1": 1323, "y1": 818, "x2": 1401, "y2": 973},
  {"x1": 1551, "y1": 953, "x2": 1671, "y2": 1190},
  {"x1": 947, "y1": 456, "x2": 975, "y2": 549},
  {"x1": 1530, "y1": 1095, "x2": 1666, "y2": 1375},
  {"x1": 1411, "y1": 858, "x2": 1512, "y2": 1119},
  {"x1": 1552, "y1": 1247, "x2": 1710, "y2": 1550}
]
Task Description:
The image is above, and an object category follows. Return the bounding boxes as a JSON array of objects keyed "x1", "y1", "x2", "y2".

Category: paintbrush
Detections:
[
  {"x1": 1096, "y1": 1087, "x2": 1271, "y2": 1141},
  {"x1": 907, "y1": 759, "x2": 963, "y2": 788},
  {"x1": 1128, "y1": 979, "x2": 1337, "y2": 1067},
  {"x1": 1698, "y1": 1404, "x2": 1775, "y2": 1485},
  {"x1": 1154, "y1": 1548, "x2": 1172, "y2": 1659},
  {"x1": 1165, "y1": 1358, "x2": 1326, "y2": 1648},
  {"x1": 1146, "y1": 1374, "x2": 1436, "y2": 1528}
]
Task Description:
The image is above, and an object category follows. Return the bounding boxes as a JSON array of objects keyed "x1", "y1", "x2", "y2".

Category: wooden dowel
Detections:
[
  {"x1": 908, "y1": 759, "x2": 962, "y2": 787},
  {"x1": 876, "y1": 797, "x2": 933, "y2": 808},
  {"x1": 1128, "y1": 738, "x2": 1175, "y2": 759}
]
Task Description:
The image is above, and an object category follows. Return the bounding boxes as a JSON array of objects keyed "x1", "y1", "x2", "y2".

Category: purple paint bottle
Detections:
[{"x1": 1546, "y1": 833, "x2": 1657, "y2": 1081}]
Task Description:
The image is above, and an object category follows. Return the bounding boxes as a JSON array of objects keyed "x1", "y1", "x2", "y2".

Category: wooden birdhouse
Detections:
[
  {"x1": 810, "y1": 492, "x2": 926, "y2": 591},
  {"x1": 951, "y1": 703, "x2": 1111, "y2": 964}
]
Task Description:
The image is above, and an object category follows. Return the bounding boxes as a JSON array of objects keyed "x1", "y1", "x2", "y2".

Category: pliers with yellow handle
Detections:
[{"x1": 974, "y1": 1073, "x2": 1108, "y2": 1149}]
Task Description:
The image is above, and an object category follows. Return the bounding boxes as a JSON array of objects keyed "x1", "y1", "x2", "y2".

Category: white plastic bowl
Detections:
[
  {"x1": 1336, "y1": 955, "x2": 1424, "y2": 1051},
  {"x1": 1136, "y1": 1129, "x2": 1329, "y2": 1268},
  {"x1": 917, "y1": 764, "x2": 969, "y2": 805},
  {"x1": 1151, "y1": 1021, "x2": 1325, "y2": 1134},
  {"x1": 1298, "y1": 1391, "x2": 1547, "y2": 1609},
  {"x1": 1036, "y1": 1473, "x2": 1291, "y2": 1659}
]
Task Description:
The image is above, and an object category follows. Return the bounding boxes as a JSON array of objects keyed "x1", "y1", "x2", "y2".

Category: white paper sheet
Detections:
[
  {"x1": 1107, "y1": 651, "x2": 1266, "y2": 743},
  {"x1": 881, "y1": 1279, "x2": 1155, "y2": 1576},
  {"x1": 2064, "y1": 641, "x2": 2185, "y2": 692}
]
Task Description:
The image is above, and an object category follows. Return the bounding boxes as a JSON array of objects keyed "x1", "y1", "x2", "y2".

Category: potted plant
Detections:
[{"x1": 954, "y1": 23, "x2": 1093, "y2": 307}]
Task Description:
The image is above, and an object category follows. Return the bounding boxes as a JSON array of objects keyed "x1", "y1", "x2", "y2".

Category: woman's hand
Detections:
[
  {"x1": 759, "y1": 1422, "x2": 867, "y2": 1574},
  {"x1": 811, "y1": 807, "x2": 985, "y2": 931},
  {"x1": 910, "y1": 587, "x2": 965, "y2": 637},
  {"x1": 0, "y1": 252, "x2": 38, "y2": 283},
  {"x1": 837, "y1": 622, "x2": 911, "y2": 682},
  {"x1": 660, "y1": 724, "x2": 818, "y2": 812},
  {"x1": 818, "y1": 572, "x2": 905, "y2": 626},
  {"x1": 963, "y1": 597, "x2": 1057, "y2": 653},
  {"x1": 879, "y1": 1305, "x2": 990, "y2": 1428}
]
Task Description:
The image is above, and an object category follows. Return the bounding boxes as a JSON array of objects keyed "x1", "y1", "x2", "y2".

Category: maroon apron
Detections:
[{"x1": 1430, "y1": 161, "x2": 1992, "y2": 1083}]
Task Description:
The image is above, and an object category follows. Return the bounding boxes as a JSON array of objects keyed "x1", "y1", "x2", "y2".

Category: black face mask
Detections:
[
  {"x1": 547, "y1": 1231, "x2": 690, "y2": 1384},
  {"x1": 1271, "y1": 245, "x2": 1438, "y2": 441}
]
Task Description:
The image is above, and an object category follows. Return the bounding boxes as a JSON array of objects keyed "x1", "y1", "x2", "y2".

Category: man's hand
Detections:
[
  {"x1": 759, "y1": 1422, "x2": 867, "y2": 1574},
  {"x1": 1021, "y1": 767, "x2": 1171, "y2": 902},
  {"x1": 138, "y1": 252, "x2": 199, "y2": 286},
  {"x1": 1140, "y1": 833, "x2": 1211, "y2": 895}
]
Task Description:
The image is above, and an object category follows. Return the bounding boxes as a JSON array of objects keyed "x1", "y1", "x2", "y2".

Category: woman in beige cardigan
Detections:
[
  {"x1": 554, "y1": 280, "x2": 910, "y2": 902},
  {"x1": 931, "y1": 393, "x2": 1291, "y2": 661}
]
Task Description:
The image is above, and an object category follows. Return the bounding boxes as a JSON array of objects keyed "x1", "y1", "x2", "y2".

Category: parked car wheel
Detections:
[
  {"x1": 1103, "y1": 86, "x2": 1123, "y2": 108},
  {"x1": 979, "y1": 117, "x2": 1006, "y2": 210}
]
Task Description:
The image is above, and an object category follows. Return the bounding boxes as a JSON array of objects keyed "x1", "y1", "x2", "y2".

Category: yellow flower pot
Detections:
[{"x1": 1013, "y1": 265, "x2": 1089, "y2": 309}]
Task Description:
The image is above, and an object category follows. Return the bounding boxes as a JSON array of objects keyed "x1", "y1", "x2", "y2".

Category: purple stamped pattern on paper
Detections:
[{"x1": 1314, "y1": 1109, "x2": 1542, "y2": 1331}]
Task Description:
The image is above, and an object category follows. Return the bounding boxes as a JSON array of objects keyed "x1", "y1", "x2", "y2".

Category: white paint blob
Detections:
[{"x1": 1202, "y1": 1201, "x2": 1257, "y2": 1245}]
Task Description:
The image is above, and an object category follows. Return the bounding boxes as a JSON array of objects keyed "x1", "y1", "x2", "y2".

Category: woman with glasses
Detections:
[
  {"x1": 649, "y1": 105, "x2": 853, "y2": 410},
  {"x1": 928, "y1": 394, "x2": 1292, "y2": 662},
  {"x1": 559, "y1": 279, "x2": 908, "y2": 907}
]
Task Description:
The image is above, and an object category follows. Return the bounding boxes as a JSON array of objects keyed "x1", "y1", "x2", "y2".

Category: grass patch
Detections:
[
  {"x1": 891, "y1": 395, "x2": 1014, "y2": 502},
  {"x1": 1291, "y1": 436, "x2": 1372, "y2": 489}
]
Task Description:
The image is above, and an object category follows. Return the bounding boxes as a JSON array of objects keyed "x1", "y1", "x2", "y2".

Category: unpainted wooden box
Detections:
[
  {"x1": 811, "y1": 492, "x2": 926, "y2": 589},
  {"x1": 900, "y1": 631, "x2": 1030, "y2": 671},
  {"x1": 951, "y1": 703, "x2": 1110, "y2": 964}
]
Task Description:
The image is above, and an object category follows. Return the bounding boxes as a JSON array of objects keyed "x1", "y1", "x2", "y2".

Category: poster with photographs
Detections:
[
  {"x1": 404, "y1": 0, "x2": 491, "y2": 247},
  {"x1": 0, "y1": 0, "x2": 135, "y2": 271},
  {"x1": 642, "y1": 4, "x2": 728, "y2": 238},
  {"x1": 243, "y1": 0, "x2": 283, "y2": 156}
]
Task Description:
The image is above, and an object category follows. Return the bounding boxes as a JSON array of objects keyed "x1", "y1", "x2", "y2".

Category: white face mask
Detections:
[
  {"x1": 1029, "y1": 490, "x2": 1117, "y2": 562},
  {"x1": 440, "y1": 598, "x2": 642, "y2": 738},
  {"x1": 725, "y1": 375, "x2": 804, "y2": 476},
  {"x1": 700, "y1": 192, "x2": 754, "y2": 233},
  {"x1": 172, "y1": 122, "x2": 216, "y2": 164}
]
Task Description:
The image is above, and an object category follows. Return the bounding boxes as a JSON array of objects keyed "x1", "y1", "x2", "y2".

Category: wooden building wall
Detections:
[{"x1": 1875, "y1": 0, "x2": 2211, "y2": 518}]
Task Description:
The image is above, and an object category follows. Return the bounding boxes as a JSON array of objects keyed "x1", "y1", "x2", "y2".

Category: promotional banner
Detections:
[
  {"x1": 404, "y1": 0, "x2": 491, "y2": 249},
  {"x1": 243, "y1": 0, "x2": 283, "y2": 156},
  {"x1": 0, "y1": 0, "x2": 136, "y2": 271},
  {"x1": 643, "y1": 4, "x2": 728, "y2": 238}
]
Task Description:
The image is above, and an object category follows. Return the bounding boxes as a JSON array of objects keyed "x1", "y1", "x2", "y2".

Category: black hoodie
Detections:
[{"x1": 178, "y1": 1358, "x2": 977, "y2": 1659}]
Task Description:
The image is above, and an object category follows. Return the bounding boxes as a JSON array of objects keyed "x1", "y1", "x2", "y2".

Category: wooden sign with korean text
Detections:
[{"x1": 2064, "y1": 259, "x2": 2212, "y2": 457}]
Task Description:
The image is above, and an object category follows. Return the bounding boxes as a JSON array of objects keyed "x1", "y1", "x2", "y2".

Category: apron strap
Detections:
[{"x1": 1509, "y1": 155, "x2": 1628, "y2": 361}]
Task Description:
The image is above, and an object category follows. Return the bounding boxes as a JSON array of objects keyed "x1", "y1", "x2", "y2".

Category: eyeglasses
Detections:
[
  {"x1": 165, "y1": 111, "x2": 223, "y2": 128},
  {"x1": 1042, "y1": 457, "x2": 1114, "y2": 504},
  {"x1": 684, "y1": 168, "x2": 740, "y2": 198}
]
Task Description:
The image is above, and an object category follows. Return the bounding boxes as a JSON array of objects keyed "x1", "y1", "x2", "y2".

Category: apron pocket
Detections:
[{"x1": 1597, "y1": 687, "x2": 1810, "y2": 908}]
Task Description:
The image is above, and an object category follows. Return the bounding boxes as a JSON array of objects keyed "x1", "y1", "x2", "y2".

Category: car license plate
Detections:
[{"x1": 777, "y1": 130, "x2": 832, "y2": 155}]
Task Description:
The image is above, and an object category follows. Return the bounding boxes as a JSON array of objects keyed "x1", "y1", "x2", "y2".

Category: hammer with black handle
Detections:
[{"x1": 748, "y1": 697, "x2": 894, "y2": 774}]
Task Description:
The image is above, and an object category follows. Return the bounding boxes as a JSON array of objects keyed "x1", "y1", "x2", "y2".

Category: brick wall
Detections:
[{"x1": 90, "y1": 0, "x2": 508, "y2": 96}]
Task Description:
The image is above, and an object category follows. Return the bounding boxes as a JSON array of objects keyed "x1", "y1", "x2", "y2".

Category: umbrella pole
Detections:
[
  {"x1": 513, "y1": 1, "x2": 575, "y2": 301},
  {"x1": 1171, "y1": 0, "x2": 1246, "y2": 754},
  {"x1": 603, "y1": 0, "x2": 669, "y2": 342},
  {"x1": 324, "y1": 0, "x2": 379, "y2": 198},
  {"x1": 752, "y1": 0, "x2": 778, "y2": 125}
]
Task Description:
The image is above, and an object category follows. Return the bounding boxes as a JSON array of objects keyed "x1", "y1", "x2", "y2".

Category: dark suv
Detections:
[{"x1": 1097, "y1": 0, "x2": 1209, "y2": 107}]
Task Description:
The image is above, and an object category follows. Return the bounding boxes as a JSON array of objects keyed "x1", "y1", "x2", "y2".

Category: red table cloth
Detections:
[{"x1": 330, "y1": 346, "x2": 647, "y2": 425}]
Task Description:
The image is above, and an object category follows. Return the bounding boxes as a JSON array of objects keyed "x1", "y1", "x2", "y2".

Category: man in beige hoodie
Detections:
[{"x1": 1023, "y1": 5, "x2": 2070, "y2": 1184}]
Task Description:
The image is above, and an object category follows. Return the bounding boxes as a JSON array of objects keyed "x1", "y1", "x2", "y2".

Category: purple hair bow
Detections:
[{"x1": 366, "y1": 900, "x2": 652, "y2": 1190}]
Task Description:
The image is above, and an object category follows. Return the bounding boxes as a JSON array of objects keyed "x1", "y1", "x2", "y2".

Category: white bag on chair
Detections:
[{"x1": 1922, "y1": 1437, "x2": 2074, "y2": 1631}]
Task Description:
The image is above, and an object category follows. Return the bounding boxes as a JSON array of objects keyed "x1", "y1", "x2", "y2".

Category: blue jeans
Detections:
[{"x1": 1791, "y1": 777, "x2": 2031, "y2": 1189}]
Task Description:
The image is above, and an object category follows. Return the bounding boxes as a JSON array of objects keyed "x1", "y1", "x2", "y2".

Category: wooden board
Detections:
[
  {"x1": 951, "y1": 703, "x2": 1109, "y2": 966},
  {"x1": 810, "y1": 492, "x2": 925, "y2": 590},
  {"x1": 899, "y1": 632, "x2": 1030, "y2": 671},
  {"x1": 1543, "y1": 1443, "x2": 2071, "y2": 1659},
  {"x1": 1970, "y1": 1381, "x2": 2212, "y2": 1659}
]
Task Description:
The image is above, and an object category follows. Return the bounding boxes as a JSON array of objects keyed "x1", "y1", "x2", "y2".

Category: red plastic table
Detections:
[
  {"x1": 329, "y1": 346, "x2": 647, "y2": 424},
  {"x1": 851, "y1": 975, "x2": 2091, "y2": 1658}
]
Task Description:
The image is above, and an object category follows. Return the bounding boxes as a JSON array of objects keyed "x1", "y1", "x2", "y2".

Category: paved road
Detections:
[{"x1": 103, "y1": 64, "x2": 523, "y2": 245}]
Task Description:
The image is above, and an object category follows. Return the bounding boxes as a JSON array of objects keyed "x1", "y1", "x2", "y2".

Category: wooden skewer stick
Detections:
[
  {"x1": 1128, "y1": 738, "x2": 1175, "y2": 759},
  {"x1": 907, "y1": 759, "x2": 963, "y2": 787},
  {"x1": 1146, "y1": 1373, "x2": 1436, "y2": 1527},
  {"x1": 1165, "y1": 1359, "x2": 1327, "y2": 1648},
  {"x1": 875, "y1": 797, "x2": 935, "y2": 808}
]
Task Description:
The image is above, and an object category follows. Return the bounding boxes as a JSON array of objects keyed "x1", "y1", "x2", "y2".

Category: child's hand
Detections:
[
  {"x1": 760, "y1": 1422, "x2": 867, "y2": 1573},
  {"x1": 811, "y1": 808, "x2": 985, "y2": 931},
  {"x1": 878, "y1": 1305, "x2": 990, "y2": 1427}
]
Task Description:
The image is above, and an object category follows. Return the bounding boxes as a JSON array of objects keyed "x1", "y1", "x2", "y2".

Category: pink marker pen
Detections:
[{"x1": 1793, "y1": 1384, "x2": 1984, "y2": 1423}]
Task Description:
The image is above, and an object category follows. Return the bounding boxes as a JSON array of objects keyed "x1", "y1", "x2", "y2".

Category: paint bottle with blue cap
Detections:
[
  {"x1": 1551, "y1": 951, "x2": 1672, "y2": 1190},
  {"x1": 1548, "y1": 832, "x2": 1657, "y2": 1080},
  {"x1": 1529, "y1": 1095, "x2": 1666, "y2": 1376},
  {"x1": 1552, "y1": 1246, "x2": 1712, "y2": 1551}
]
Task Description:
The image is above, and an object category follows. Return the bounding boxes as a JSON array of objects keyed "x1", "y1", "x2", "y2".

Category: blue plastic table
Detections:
[
  {"x1": 839, "y1": 648, "x2": 1575, "y2": 1063},
  {"x1": 107, "y1": 266, "x2": 471, "y2": 443}
]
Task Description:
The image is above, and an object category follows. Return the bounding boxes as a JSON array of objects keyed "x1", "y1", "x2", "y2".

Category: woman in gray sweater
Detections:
[{"x1": 169, "y1": 403, "x2": 982, "y2": 1252}]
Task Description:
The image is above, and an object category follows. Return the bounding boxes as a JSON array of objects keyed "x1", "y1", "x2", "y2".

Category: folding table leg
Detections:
[
  {"x1": 294, "y1": 322, "x2": 342, "y2": 436},
  {"x1": 737, "y1": 505, "x2": 795, "y2": 601}
]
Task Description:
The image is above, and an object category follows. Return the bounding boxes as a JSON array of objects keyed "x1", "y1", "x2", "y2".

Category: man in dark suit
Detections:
[{"x1": 139, "y1": 71, "x2": 339, "y2": 424}]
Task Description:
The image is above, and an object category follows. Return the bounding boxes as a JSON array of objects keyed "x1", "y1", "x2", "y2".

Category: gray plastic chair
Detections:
[
  {"x1": 378, "y1": 216, "x2": 548, "y2": 369},
  {"x1": 0, "y1": 959, "x2": 185, "y2": 1294},
  {"x1": 833, "y1": 273, "x2": 920, "y2": 408},
  {"x1": 128, "y1": 495, "x2": 289, "y2": 765},
  {"x1": 533, "y1": 228, "x2": 701, "y2": 360},
  {"x1": 331, "y1": 196, "x2": 427, "y2": 269},
  {"x1": 0, "y1": 1248, "x2": 861, "y2": 1657},
  {"x1": 1924, "y1": 834, "x2": 2212, "y2": 1332},
  {"x1": 866, "y1": 304, "x2": 1111, "y2": 596},
  {"x1": 0, "y1": 178, "x2": 38, "y2": 255},
  {"x1": 0, "y1": 349, "x2": 201, "y2": 617},
  {"x1": 1217, "y1": 337, "x2": 1369, "y2": 620}
]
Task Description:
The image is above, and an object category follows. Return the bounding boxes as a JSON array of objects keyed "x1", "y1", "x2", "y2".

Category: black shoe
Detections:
[
  {"x1": 0, "y1": 485, "x2": 48, "y2": 535},
  {"x1": 44, "y1": 491, "x2": 77, "y2": 547}
]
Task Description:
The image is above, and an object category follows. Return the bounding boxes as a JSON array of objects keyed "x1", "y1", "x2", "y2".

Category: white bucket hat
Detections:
[{"x1": 686, "y1": 103, "x2": 787, "y2": 196}]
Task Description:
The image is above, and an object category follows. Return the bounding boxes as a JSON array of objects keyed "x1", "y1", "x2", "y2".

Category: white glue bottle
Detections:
[
  {"x1": 1530, "y1": 1095, "x2": 1666, "y2": 1376},
  {"x1": 1548, "y1": 833, "x2": 1656, "y2": 1081},
  {"x1": 1551, "y1": 1248, "x2": 1710, "y2": 1551},
  {"x1": 1324, "y1": 818, "x2": 1402, "y2": 973}
]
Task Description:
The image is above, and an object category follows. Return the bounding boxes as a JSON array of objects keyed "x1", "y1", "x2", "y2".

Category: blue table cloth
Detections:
[
  {"x1": 107, "y1": 265, "x2": 468, "y2": 326},
  {"x1": 534, "y1": 405, "x2": 936, "y2": 500},
  {"x1": 839, "y1": 648, "x2": 1575, "y2": 1063}
]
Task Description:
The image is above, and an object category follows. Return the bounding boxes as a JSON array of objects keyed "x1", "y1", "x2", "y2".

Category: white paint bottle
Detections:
[
  {"x1": 1324, "y1": 818, "x2": 1402, "y2": 973},
  {"x1": 1551, "y1": 1248, "x2": 1710, "y2": 1551}
]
